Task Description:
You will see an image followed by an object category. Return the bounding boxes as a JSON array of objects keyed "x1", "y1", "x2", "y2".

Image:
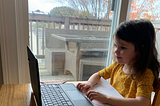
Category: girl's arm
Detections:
[
  {"x1": 86, "y1": 90, "x2": 150, "y2": 106},
  {"x1": 106, "y1": 96, "x2": 150, "y2": 106},
  {"x1": 77, "y1": 72, "x2": 101, "y2": 92},
  {"x1": 87, "y1": 72, "x2": 101, "y2": 86}
]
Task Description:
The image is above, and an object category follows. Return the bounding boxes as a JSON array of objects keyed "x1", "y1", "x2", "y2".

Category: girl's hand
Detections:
[
  {"x1": 76, "y1": 81, "x2": 93, "y2": 92},
  {"x1": 86, "y1": 90, "x2": 108, "y2": 104}
]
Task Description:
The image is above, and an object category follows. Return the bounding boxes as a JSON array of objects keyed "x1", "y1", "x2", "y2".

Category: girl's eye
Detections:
[
  {"x1": 114, "y1": 44, "x2": 117, "y2": 47},
  {"x1": 121, "y1": 46, "x2": 126, "y2": 49}
]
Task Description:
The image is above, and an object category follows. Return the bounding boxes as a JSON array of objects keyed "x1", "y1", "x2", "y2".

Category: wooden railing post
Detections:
[
  {"x1": 82, "y1": 24, "x2": 84, "y2": 30},
  {"x1": 78, "y1": 24, "x2": 79, "y2": 30},
  {"x1": 36, "y1": 21, "x2": 39, "y2": 55},
  {"x1": 53, "y1": 22, "x2": 55, "y2": 28},
  {"x1": 87, "y1": 25, "x2": 89, "y2": 30},
  {"x1": 59, "y1": 22, "x2": 61, "y2": 29},
  {"x1": 73, "y1": 24, "x2": 75, "y2": 30},
  {"x1": 42, "y1": 21, "x2": 44, "y2": 55},
  {"x1": 47, "y1": 22, "x2": 50, "y2": 28},
  {"x1": 65, "y1": 17, "x2": 69, "y2": 29}
]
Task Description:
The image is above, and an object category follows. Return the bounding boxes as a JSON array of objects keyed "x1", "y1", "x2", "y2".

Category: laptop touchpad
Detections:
[{"x1": 67, "y1": 91, "x2": 85, "y2": 100}]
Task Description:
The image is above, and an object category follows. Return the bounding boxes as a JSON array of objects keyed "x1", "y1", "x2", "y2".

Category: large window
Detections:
[{"x1": 28, "y1": 0, "x2": 127, "y2": 81}]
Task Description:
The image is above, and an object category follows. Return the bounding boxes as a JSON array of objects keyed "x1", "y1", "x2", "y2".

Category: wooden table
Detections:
[
  {"x1": 0, "y1": 84, "x2": 36, "y2": 106},
  {"x1": 51, "y1": 34, "x2": 108, "y2": 80},
  {"x1": 1, "y1": 82, "x2": 158, "y2": 106},
  {"x1": 0, "y1": 82, "x2": 85, "y2": 106}
]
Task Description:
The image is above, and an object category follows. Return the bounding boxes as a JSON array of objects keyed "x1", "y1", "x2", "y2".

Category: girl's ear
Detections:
[
  {"x1": 136, "y1": 51, "x2": 140, "y2": 56},
  {"x1": 135, "y1": 49, "x2": 140, "y2": 56},
  {"x1": 135, "y1": 45, "x2": 144, "y2": 56}
]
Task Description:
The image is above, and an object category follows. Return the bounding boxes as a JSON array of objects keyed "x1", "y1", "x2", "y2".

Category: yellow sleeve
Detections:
[
  {"x1": 136, "y1": 69, "x2": 154, "y2": 99},
  {"x1": 98, "y1": 62, "x2": 118, "y2": 79}
]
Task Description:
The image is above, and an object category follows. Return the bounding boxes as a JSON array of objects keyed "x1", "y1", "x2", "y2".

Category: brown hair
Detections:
[{"x1": 114, "y1": 19, "x2": 160, "y2": 89}]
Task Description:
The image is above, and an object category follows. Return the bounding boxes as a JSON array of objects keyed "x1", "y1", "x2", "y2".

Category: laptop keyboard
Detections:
[{"x1": 41, "y1": 84, "x2": 74, "y2": 106}]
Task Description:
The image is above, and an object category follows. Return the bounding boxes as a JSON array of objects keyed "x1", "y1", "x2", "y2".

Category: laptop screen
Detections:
[{"x1": 27, "y1": 46, "x2": 42, "y2": 106}]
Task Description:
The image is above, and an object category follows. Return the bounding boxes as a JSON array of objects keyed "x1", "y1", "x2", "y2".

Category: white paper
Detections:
[
  {"x1": 90, "y1": 77, "x2": 124, "y2": 106},
  {"x1": 80, "y1": 77, "x2": 124, "y2": 106},
  {"x1": 92, "y1": 77, "x2": 123, "y2": 98}
]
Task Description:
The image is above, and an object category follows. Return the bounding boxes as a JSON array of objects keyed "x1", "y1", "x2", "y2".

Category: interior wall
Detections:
[
  {"x1": 0, "y1": 0, "x2": 30, "y2": 84},
  {"x1": 0, "y1": 0, "x2": 18, "y2": 84}
]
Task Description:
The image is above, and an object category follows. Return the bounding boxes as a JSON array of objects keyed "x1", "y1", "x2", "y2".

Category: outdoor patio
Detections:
[
  {"x1": 38, "y1": 58, "x2": 105, "y2": 82},
  {"x1": 38, "y1": 59, "x2": 74, "y2": 81}
]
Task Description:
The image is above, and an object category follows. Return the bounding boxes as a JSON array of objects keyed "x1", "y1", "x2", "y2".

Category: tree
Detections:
[
  {"x1": 56, "y1": 0, "x2": 112, "y2": 19},
  {"x1": 130, "y1": 0, "x2": 160, "y2": 20},
  {"x1": 51, "y1": 0, "x2": 160, "y2": 20},
  {"x1": 50, "y1": 6, "x2": 95, "y2": 18},
  {"x1": 50, "y1": 6, "x2": 79, "y2": 17}
]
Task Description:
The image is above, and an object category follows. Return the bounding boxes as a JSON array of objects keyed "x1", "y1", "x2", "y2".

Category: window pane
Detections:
[
  {"x1": 129, "y1": 0, "x2": 160, "y2": 61},
  {"x1": 28, "y1": 0, "x2": 115, "y2": 81},
  {"x1": 129, "y1": 0, "x2": 159, "y2": 20}
]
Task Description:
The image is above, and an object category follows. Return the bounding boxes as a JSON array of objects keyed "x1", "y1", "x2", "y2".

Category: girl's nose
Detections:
[{"x1": 114, "y1": 47, "x2": 120, "y2": 55}]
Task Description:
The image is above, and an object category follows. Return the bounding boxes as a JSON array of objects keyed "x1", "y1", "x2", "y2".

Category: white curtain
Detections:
[{"x1": 0, "y1": 0, "x2": 30, "y2": 84}]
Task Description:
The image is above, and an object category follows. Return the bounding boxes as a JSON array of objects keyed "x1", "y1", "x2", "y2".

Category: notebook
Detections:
[{"x1": 27, "y1": 46, "x2": 93, "y2": 106}]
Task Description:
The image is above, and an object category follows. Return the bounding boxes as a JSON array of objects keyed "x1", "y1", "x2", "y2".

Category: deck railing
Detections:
[
  {"x1": 29, "y1": 13, "x2": 112, "y2": 58},
  {"x1": 29, "y1": 13, "x2": 160, "y2": 59}
]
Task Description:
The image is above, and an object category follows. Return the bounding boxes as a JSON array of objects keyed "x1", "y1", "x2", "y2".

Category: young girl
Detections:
[{"x1": 77, "y1": 19, "x2": 160, "y2": 106}]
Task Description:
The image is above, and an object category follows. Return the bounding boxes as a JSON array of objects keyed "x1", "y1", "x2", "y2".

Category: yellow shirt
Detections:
[{"x1": 98, "y1": 62, "x2": 154, "y2": 99}]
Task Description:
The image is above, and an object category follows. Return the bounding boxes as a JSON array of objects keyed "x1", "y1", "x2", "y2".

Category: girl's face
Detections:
[{"x1": 113, "y1": 36, "x2": 138, "y2": 65}]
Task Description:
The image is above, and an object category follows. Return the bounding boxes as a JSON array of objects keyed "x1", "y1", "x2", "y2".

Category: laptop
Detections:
[{"x1": 27, "y1": 46, "x2": 93, "y2": 106}]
